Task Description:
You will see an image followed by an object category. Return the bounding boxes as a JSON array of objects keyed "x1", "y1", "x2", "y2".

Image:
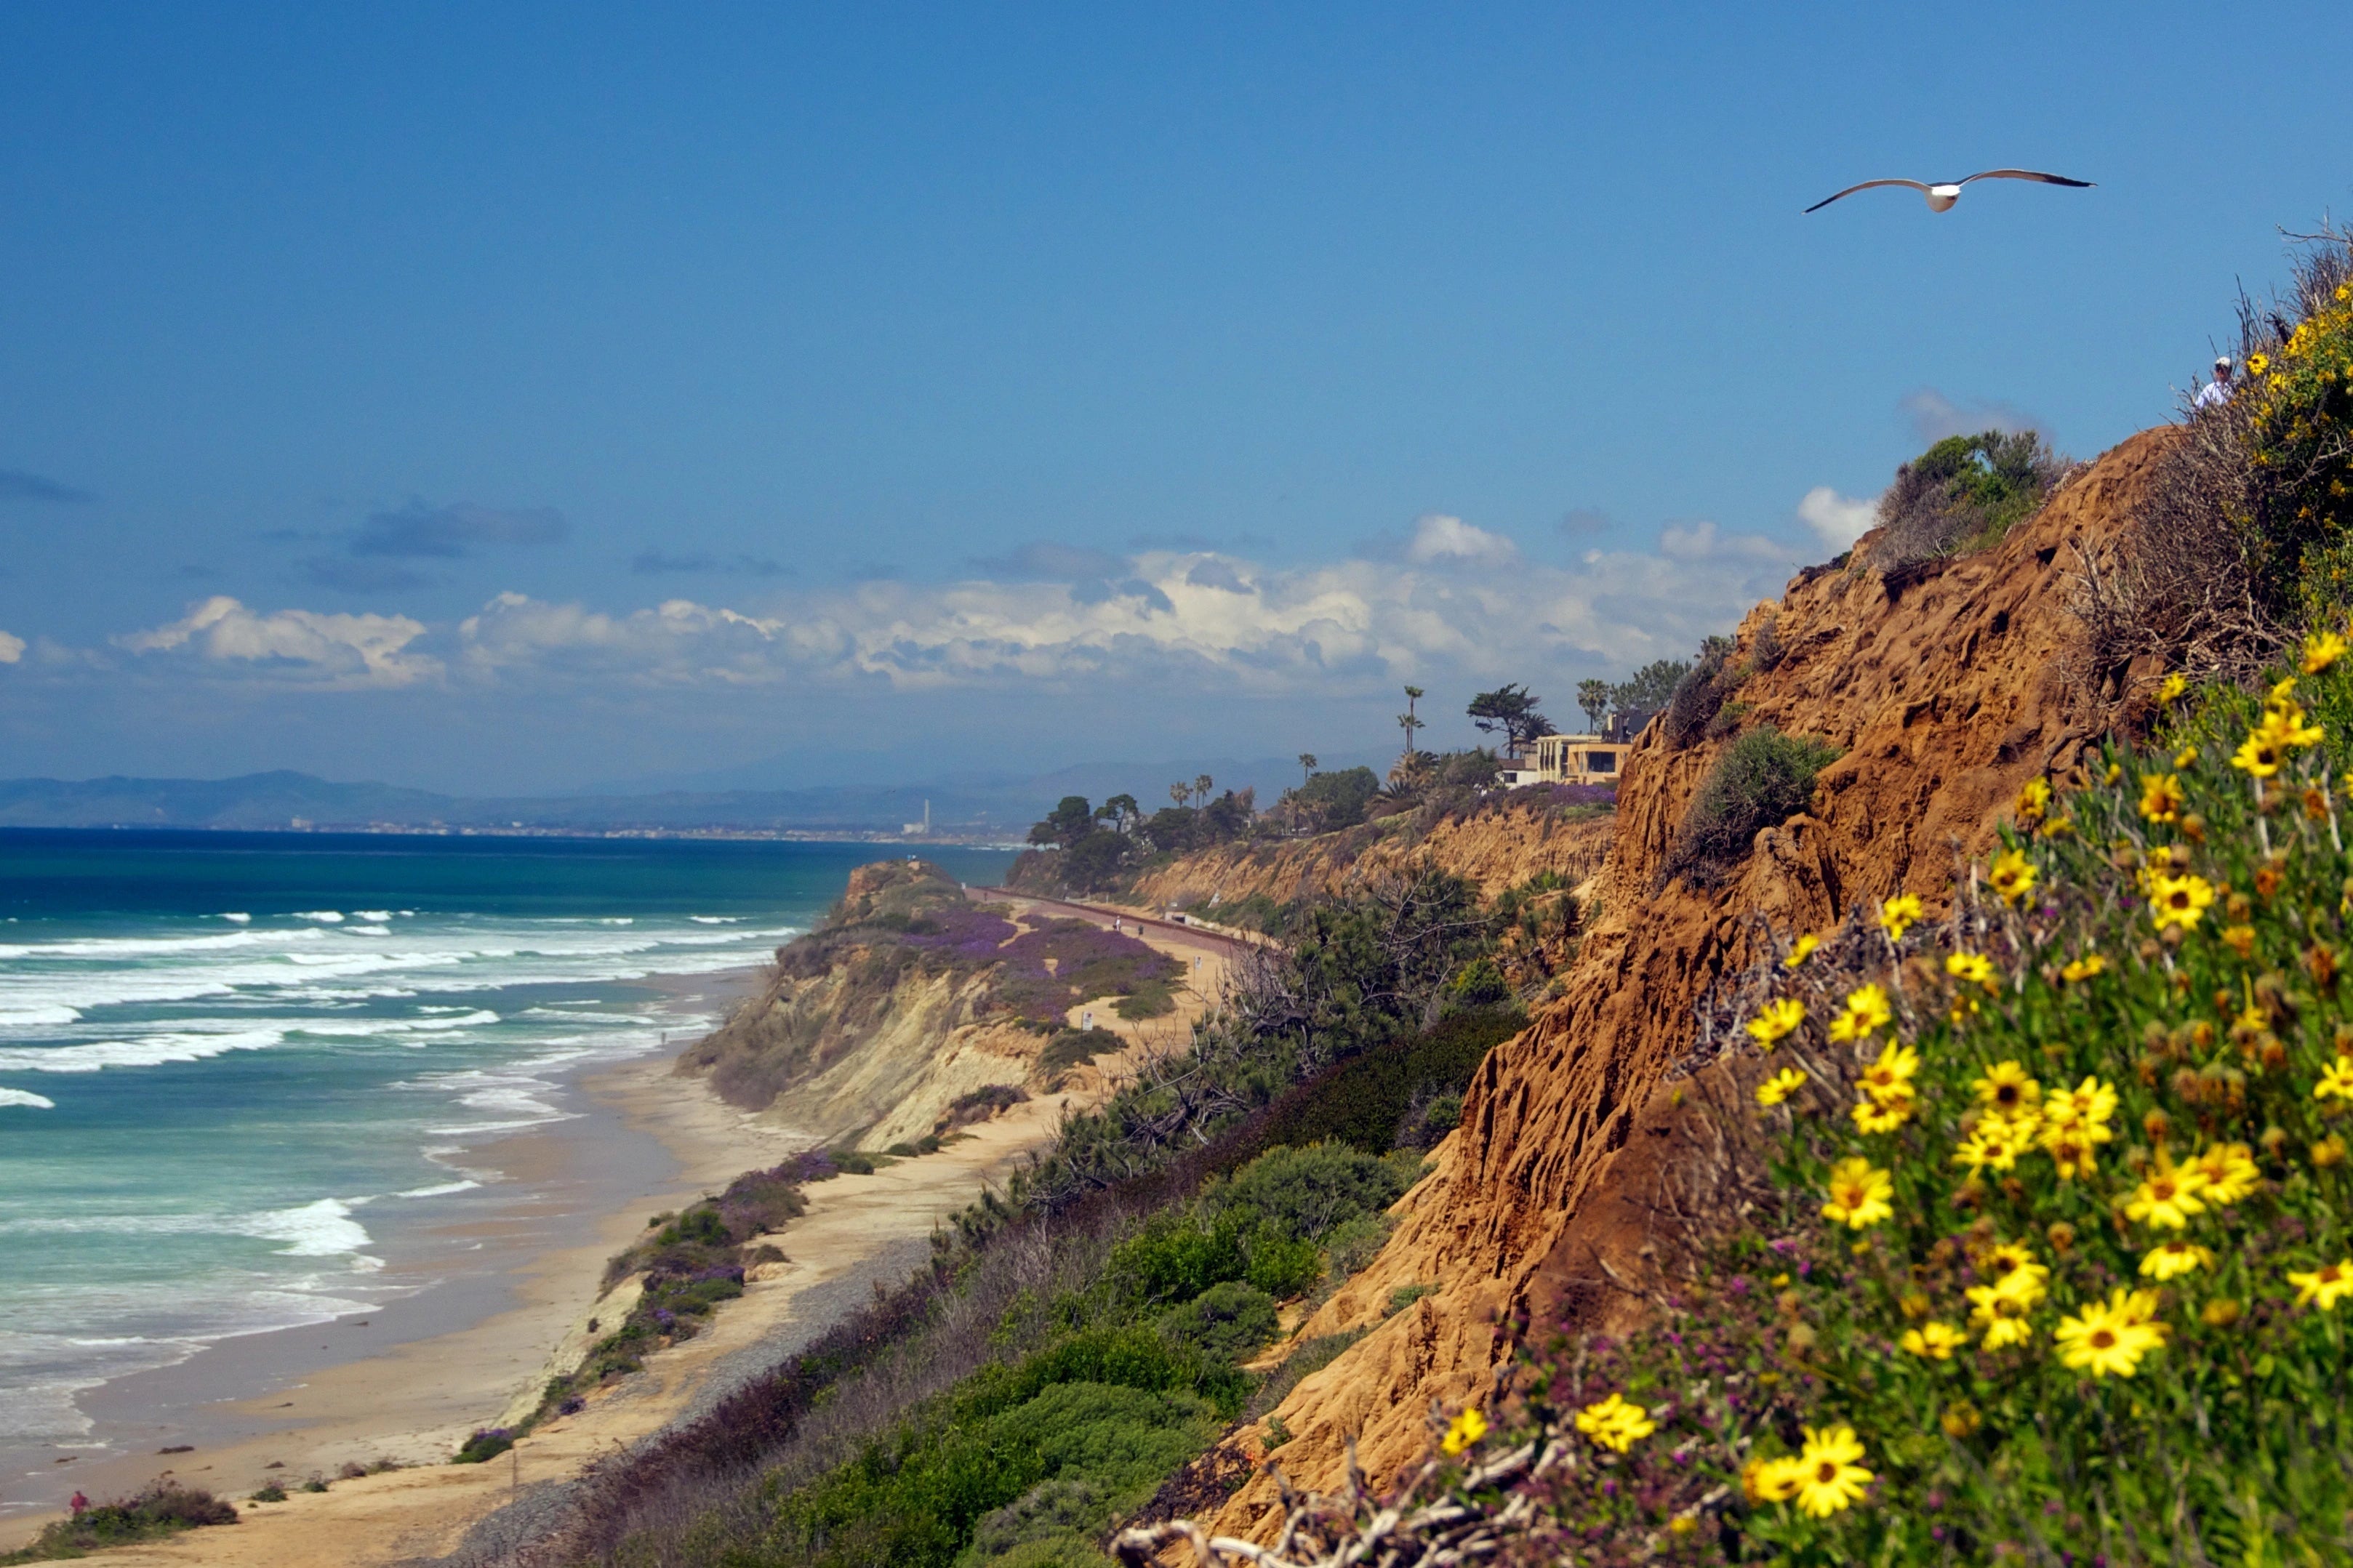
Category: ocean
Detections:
[{"x1": 0, "y1": 829, "x2": 1014, "y2": 1489}]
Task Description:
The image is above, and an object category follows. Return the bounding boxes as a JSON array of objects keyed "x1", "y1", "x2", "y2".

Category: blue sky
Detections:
[{"x1": 2, "y1": 2, "x2": 2348, "y2": 794}]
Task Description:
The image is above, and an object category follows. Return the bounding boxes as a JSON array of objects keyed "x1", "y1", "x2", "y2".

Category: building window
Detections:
[{"x1": 1588, "y1": 752, "x2": 1617, "y2": 773}]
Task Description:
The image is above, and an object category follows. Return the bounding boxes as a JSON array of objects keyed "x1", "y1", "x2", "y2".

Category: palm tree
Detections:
[
  {"x1": 1297, "y1": 753, "x2": 1318, "y2": 787},
  {"x1": 1171, "y1": 782, "x2": 1192, "y2": 810},
  {"x1": 1193, "y1": 773, "x2": 1214, "y2": 807},
  {"x1": 1400, "y1": 686, "x2": 1425, "y2": 760}
]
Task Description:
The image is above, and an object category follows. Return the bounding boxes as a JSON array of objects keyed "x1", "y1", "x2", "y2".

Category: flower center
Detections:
[
  {"x1": 2090, "y1": 1329, "x2": 2116, "y2": 1349},
  {"x1": 2153, "y1": 1180, "x2": 2176, "y2": 1200},
  {"x1": 1816, "y1": 1461, "x2": 1838, "y2": 1483}
]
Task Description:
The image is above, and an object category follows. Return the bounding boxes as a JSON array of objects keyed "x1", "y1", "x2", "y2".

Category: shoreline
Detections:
[
  {"x1": 0, "y1": 974, "x2": 793, "y2": 1553},
  {"x1": 0, "y1": 900, "x2": 1238, "y2": 1564}
]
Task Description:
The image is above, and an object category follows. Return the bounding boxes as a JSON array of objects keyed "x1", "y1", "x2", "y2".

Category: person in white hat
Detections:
[{"x1": 2193, "y1": 355, "x2": 2235, "y2": 411}]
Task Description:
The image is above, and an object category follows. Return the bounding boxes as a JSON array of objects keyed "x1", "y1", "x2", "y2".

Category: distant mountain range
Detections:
[{"x1": 0, "y1": 754, "x2": 1385, "y2": 838}]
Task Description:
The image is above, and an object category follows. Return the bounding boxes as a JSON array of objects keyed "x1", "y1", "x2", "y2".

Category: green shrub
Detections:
[
  {"x1": 1876, "y1": 428, "x2": 2066, "y2": 570},
  {"x1": 1156, "y1": 1281, "x2": 1278, "y2": 1362},
  {"x1": 964, "y1": 1476, "x2": 1110, "y2": 1564},
  {"x1": 1321, "y1": 1212, "x2": 1393, "y2": 1282},
  {"x1": 0, "y1": 1484, "x2": 239, "y2": 1561},
  {"x1": 1038, "y1": 1026, "x2": 1121, "y2": 1082},
  {"x1": 1203, "y1": 1142, "x2": 1411, "y2": 1245},
  {"x1": 1104, "y1": 1211, "x2": 1248, "y2": 1306},
  {"x1": 452, "y1": 1428, "x2": 513, "y2": 1465},
  {"x1": 1243, "y1": 1230, "x2": 1323, "y2": 1299},
  {"x1": 1384, "y1": 1283, "x2": 1435, "y2": 1316},
  {"x1": 1251, "y1": 1009, "x2": 1520, "y2": 1155},
  {"x1": 1112, "y1": 979, "x2": 1175, "y2": 1019},
  {"x1": 249, "y1": 1482, "x2": 286, "y2": 1503},
  {"x1": 1249, "y1": 1329, "x2": 1366, "y2": 1418},
  {"x1": 1664, "y1": 724, "x2": 1839, "y2": 885},
  {"x1": 1444, "y1": 957, "x2": 1511, "y2": 1008}
]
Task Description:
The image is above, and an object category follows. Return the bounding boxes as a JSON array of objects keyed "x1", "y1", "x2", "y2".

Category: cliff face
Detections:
[
  {"x1": 677, "y1": 861, "x2": 1182, "y2": 1151},
  {"x1": 1206, "y1": 428, "x2": 2176, "y2": 1531},
  {"x1": 1128, "y1": 798, "x2": 1614, "y2": 909}
]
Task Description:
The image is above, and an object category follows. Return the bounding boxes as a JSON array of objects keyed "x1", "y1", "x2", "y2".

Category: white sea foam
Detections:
[
  {"x1": 354, "y1": 911, "x2": 393, "y2": 922},
  {"x1": 294, "y1": 910, "x2": 345, "y2": 922},
  {"x1": 348, "y1": 924, "x2": 392, "y2": 936},
  {"x1": 393, "y1": 1179, "x2": 481, "y2": 1198},
  {"x1": 0, "y1": 1088, "x2": 55, "y2": 1109},
  {"x1": 0, "y1": 1028, "x2": 284, "y2": 1073},
  {"x1": 689, "y1": 915, "x2": 739, "y2": 924},
  {"x1": 219, "y1": 912, "x2": 252, "y2": 922},
  {"x1": 244, "y1": 1198, "x2": 374, "y2": 1258}
]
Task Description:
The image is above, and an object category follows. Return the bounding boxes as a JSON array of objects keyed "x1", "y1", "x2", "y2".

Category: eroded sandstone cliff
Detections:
[{"x1": 1202, "y1": 427, "x2": 2174, "y2": 1534}]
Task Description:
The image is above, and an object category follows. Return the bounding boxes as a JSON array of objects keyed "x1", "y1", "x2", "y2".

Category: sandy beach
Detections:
[{"x1": 0, "y1": 901, "x2": 1239, "y2": 1566}]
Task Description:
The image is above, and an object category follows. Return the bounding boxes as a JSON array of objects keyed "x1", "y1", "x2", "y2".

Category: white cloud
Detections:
[
  {"x1": 118, "y1": 596, "x2": 439, "y2": 687},
  {"x1": 0, "y1": 630, "x2": 23, "y2": 664},
  {"x1": 1403, "y1": 513, "x2": 1518, "y2": 567},
  {"x1": 1797, "y1": 486, "x2": 1879, "y2": 552},
  {"x1": 1657, "y1": 520, "x2": 1796, "y2": 563},
  {"x1": 1901, "y1": 388, "x2": 2047, "y2": 443}
]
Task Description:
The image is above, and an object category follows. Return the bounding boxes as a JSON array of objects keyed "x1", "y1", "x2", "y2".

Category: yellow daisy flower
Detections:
[
  {"x1": 1945, "y1": 951, "x2": 1997, "y2": 989},
  {"x1": 2192, "y1": 1142, "x2": 2261, "y2": 1205},
  {"x1": 2306, "y1": 630, "x2": 2349, "y2": 674},
  {"x1": 1852, "y1": 1090, "x2": 1914, "y2": 1134},
  {"x1": 2157, "y1": 672, "x2": 2189, "y2": 702},
  {"x1": 2138, "y1": 1239, "x2": 2215, "y2": 1281},
  {"x1": 2290, "y1": 1260, "x2": 2353, "y2": 1311},
  {"x1": 2014, "y1": 776, "x2": 2051, "y2": 823},
  {"x1": 1821, "y1": 1157, "x2": 1893, "y2": 1229},
  {"x1": 1441, "y1": 1405, "x2": 1489, "y2": 1455},
  {"x1": 1784, "y1": 932, "x2": 1821, "y2": 968},
  {"x1": 2148, "y1": 872, "x2": 2217, "y2": 930},
  {"x1": 2060, "y1": 954, "x2": 2108, "y2": 982},
  {"x1": 1973, "y1": 1061, "x2": 2043, "y2": 1118},
  {"x1": 1953, "y1": 1119, "x2": 2026, "y2": 1174},
  {"x1": 1899, "y1": 1321, "x2": 1966, "y2": 1360},
  {"x1": 2313, "y1": 1055, "x2": 2353, "y2": 1103},
  {"x1": 1827, "y1": 983, "x2": 1893, "y2": 1043},
  {"x1": 1982, "y1": 1241, "x2": 2037, "y2": 1276},
  {"x1": 1877, "y1": 893, "x2": 1925, "y2": 941},
  {"x1": 1965, "y1": 1269, "x2": 2042, "y2": 1349},
  {"x1": 2124, "y1": 1160, "x2": 2210, "y2": 1229},
  {"x1": 1856, "y1": 1040, "x2": 1919, "y2": 1100},
  {"x1": 1571, "y1": 1392, "x2": 1653, "y2": 1452},
  {"x1": 1791, "y1": 1426, "x2": 1872, "y2": 1519},
  {"x1": 2138, "y1": 773, "x2": 2186, "y2": 824},
  {"x1": 1745, "y1": 997, "x2": 1805, "y2": 1048},
  {"x1": 1755, "y1": 1067, "x2": 1808, "y2": 1108},
  {"x1": 1743, "y1": 1456, "x2": 1803, "y2": 1504},
  {"x1": 2234, "y1": 725, "x2": 2288, "y2": 779},
  {"x1": 1987, "y1": 848, "x2": 2037, "y2": 905},
  {"x1": 2055, "y1": 1293, "x2": 2168, "y2": 1378}
]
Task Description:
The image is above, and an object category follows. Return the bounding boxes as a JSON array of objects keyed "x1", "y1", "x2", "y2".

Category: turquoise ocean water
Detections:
[{"x1": 0, "y1": 829, "x2": 1014, "y2": 1476}]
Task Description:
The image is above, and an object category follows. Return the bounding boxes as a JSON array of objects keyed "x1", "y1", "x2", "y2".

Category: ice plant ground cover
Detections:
[{"x1": 1363, "y1": 640, "x2": 2353, "y2": 1564}]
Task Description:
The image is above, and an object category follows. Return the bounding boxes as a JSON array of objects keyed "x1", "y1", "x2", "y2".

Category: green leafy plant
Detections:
[{"x1": 1664, "y1": 725, "x2": 1840, "y2": 886}]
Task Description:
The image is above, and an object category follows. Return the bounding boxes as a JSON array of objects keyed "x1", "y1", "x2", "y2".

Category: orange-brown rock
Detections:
[{"x1": 1201, "y1": 428, "x2": 2173, "y2": 1537}]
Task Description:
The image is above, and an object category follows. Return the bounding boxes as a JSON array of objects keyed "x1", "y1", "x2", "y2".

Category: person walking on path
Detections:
[
  {"x1": 68, "y1": 1491, "x2": 87, "y2": 1517},
  {"x1": 2194, "y1": 354, "x2": 2235, "y2": 411}
]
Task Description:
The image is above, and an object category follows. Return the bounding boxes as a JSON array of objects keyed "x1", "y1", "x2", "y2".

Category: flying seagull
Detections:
[{"x1": 1804, "y1": 169, "x2": 2093, "y2": 214}]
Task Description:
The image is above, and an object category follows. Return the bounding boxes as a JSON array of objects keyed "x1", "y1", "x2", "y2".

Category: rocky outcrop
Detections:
[
  {"x1": 1128, "y1": 799, "x2": 1614, "y2": 909},
  {"x1": 1203, "y1": 428, "x2": 2175, "y2": 1533}
]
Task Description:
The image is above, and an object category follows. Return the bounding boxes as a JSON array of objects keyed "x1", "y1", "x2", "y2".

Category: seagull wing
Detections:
[
  {"x1": 1957, "y1": 169, "x2": 2095, "y2": 189},
  {"x1": 1803, "y1": 179, "x2": 1930, "y2": 214}
]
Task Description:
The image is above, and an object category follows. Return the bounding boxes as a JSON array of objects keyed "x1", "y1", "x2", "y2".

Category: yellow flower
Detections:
[
  {"x1": 2289, "y1": 1259, "x2": 2353, "y2": 1311},
  {"x1": 2139, "y1": 773, "x2": 2185, "y2": 824},
  {"x1": 1821, "y1": 1157, "x2": 1893, "y2": 1229},
  {"x1": 2234, "y1": 725, "x2": 2288, "y2": 779},
  {"x1": 1743, "y1": 1456, "x2": 1803, "y2": 1504},
  {"x1": 1982, "y1": 1241, "x2": 2037, "y2": 1276},
  {"x1": 2174, "y1": 744, "x2": 2199, "y2": 768},
  {"x1": 2306, "y1": 630, "x2": 2349, "y2": 674},
  {"x1": 2191, "y1": 1142, "x2": 2261, "y2": 1205},
  {"x1": 2157, "y1": 672, "x2": 2189, "y2": 702},
  {"x1": 1987, "y1": 848, "x2": 2037, "y2": 905},
  {"x1": 1852, "y1": 1090, "x2": 1914, "y2": 1134},
  {"x1": 2248, "y1": 352, "x2": 2271, "y2": 374},
  {"x1": 2043, "y1": 1131, "x2": 2101, "y2": 1181},
  {"x1": 1945, "y1": 952, "x2": 1997, "y2": 989},
  {"x1": 1791, "y1": 1426, "x2": 1872, "y2": 1519},
  {"x1": 2148, "y1": 872, "x2": 2217, "y2": 931},
  {"x1": 2043, "y1": 1077, "x2": 2118, "y2": 1142},
  {"x1": 2264, "y1": 675, "x2": 2300, "y2": 716},
  {"x1": 1441, "y1": 1404, "x2": 1489, "y2": 1455},
  {"x1": 2055, "y1": 1292, "x2": 2168, "y2": 1378},
  {"x1": 1827, "y1": 983, "x2": 1893, "y2": 1042},
  {"x1": 1965, "y1": 1269, "x2": 2043, "y2": 1348},
  {"x1": 2314, "y1": 1055, "x2": 2353, "y2": 1103},
  {"x1": 2139, "y1": 1239, "x2": 2215, "y2": 1281},
  {"x1": 1856, "y1": 1040, "x2": 1919, "y2": 1100},
  {"x1": 2061, "y1": 954, "x2": 2108, "y2": 982},
  {"x1": 1784, "y1": 933, "x2": 1820, "y2": 968},
  {"x1": 1878, "y1": 893, "x2": 1925, "y2": 941},
  {"x1": 1900, "y1": 1321, "x2": 1966, "y2": 1360},
  {"x1": 1746, "y1": 997, "x2": 1805, "y2": 1048},
  {"x1": 1973, "y1": 1061, "x2": 2043, "y2": 1118},
  {"x1": 1755, "y1": 1067, "x2": 1808, "y2": 1108},
  {"x1": 2124, "y1": 1160, "x2": 2210, "y2": 1229},
  {"x1": 1572, "y1": 1392, "x2": 1653, "y2": 1453},
  {"x1": 2014, "y1": 776, "x2": 2051, "y2": 823}
]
